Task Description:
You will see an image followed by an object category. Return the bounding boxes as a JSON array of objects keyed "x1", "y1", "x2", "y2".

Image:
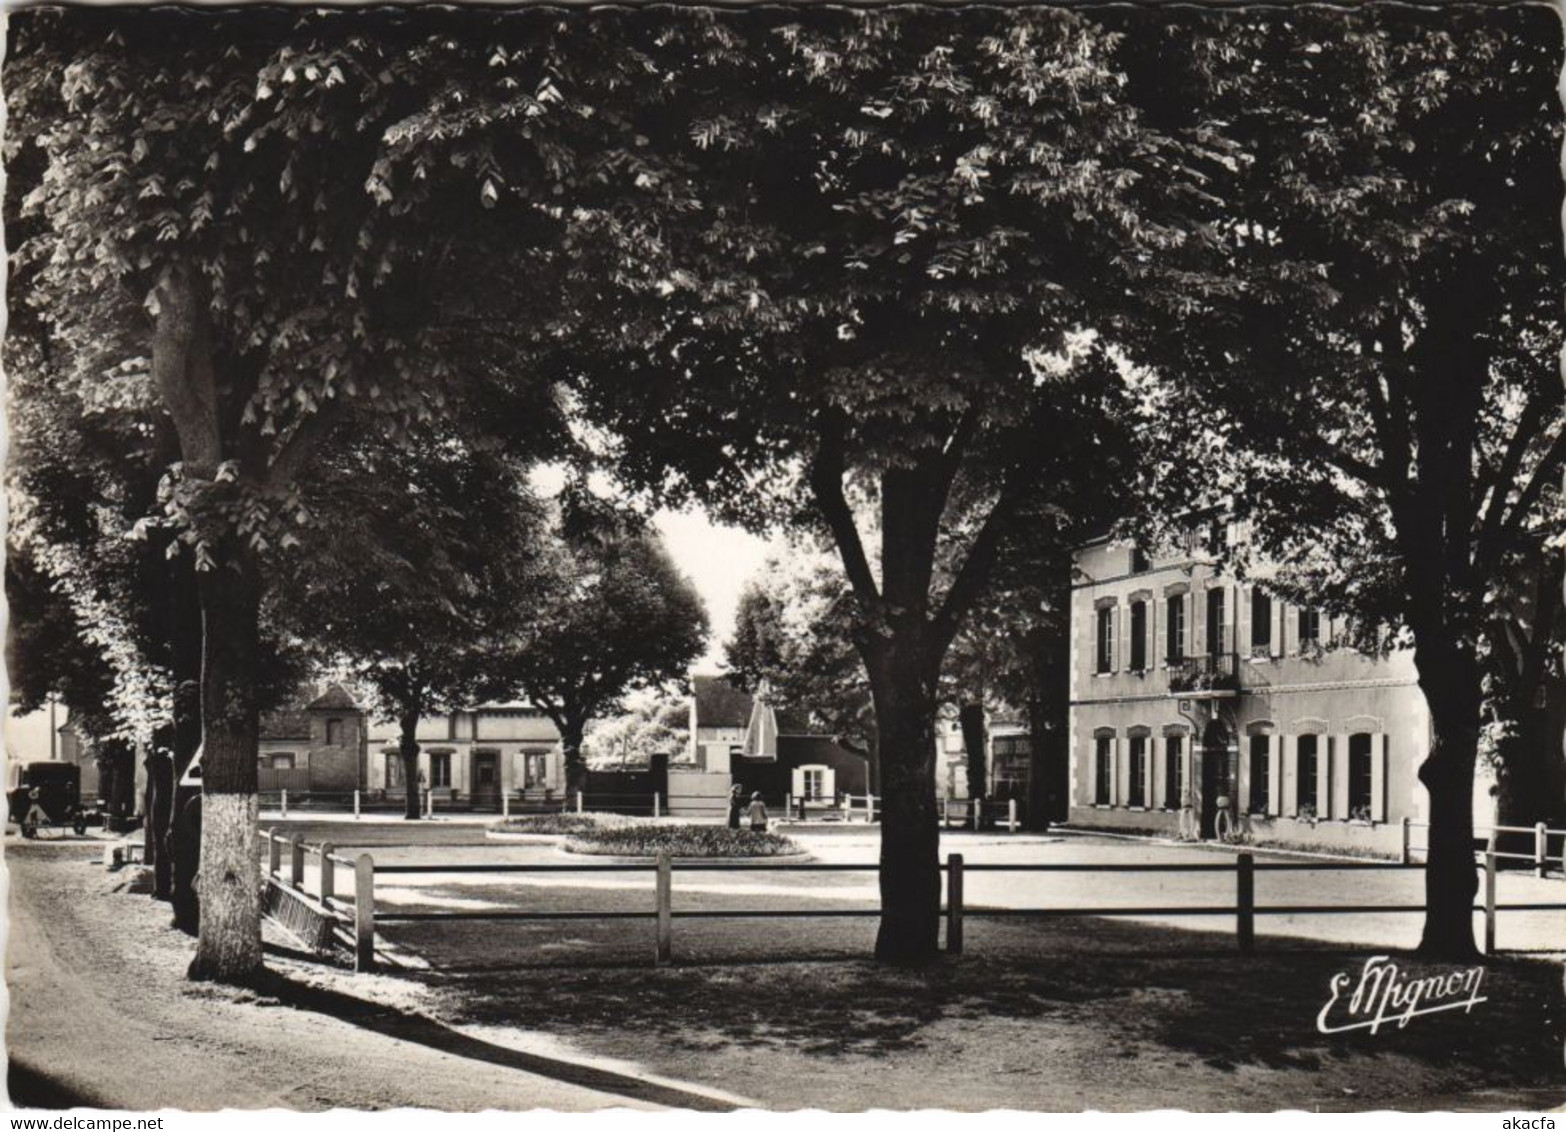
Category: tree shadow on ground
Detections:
[
  {"x1": 396, "y1": 914, "x2": 1564, "y2": 1088},
  {"x1": 244, "y1": 968, "x2": 737, "y2": 1111}
]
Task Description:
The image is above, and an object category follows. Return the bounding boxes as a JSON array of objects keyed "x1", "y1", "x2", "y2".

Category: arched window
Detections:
[
  {"x1": 1166, "y1": 594, "x2": 1186, "y2": 663},
  {"x1": 1164, "y1": 734, "x2": 1184, "y2": 809},
  {"x1": 1296, "y1": 734, "x2": 1320, "y2": 815},
  {"x1": 1094, "y1": 733, "x2": 1114, "y2": 805},
  {"x1": 1348, "y1": 733, "x2": 1374, "y2": 817},
  {"x1": 1248, "y1": 735, "x2": 1271, "y2": 815},
  {"x1": 1250, "y1": 589, "x2": 1272, "y2": 653},
  {"x1": 1128, "y1": 733, "x2": 1148, "y2": 807},
  {"x1": 1129, "y1": 600, "x2": 1148, "y2": 672}
]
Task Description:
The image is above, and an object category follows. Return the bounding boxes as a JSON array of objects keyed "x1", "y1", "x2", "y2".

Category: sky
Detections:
[{"x1": 653, "y1": 507, "x2": 778, "y2": 672}]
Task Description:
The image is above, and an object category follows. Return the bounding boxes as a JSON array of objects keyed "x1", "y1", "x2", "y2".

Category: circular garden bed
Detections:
[{"x1": 564, "y1": 823, "x2": 802, "y2": 859}]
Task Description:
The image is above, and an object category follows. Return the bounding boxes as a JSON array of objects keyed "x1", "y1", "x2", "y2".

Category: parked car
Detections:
[{"x1": 8, "y1": 761, "x2": 86, "y2": 836}]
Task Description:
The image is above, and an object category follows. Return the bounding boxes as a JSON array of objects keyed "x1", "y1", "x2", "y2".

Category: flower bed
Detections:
[
  {"x1": 488, "y1": 813, "x2": 628, "y2": 836},
  {"x1": 564, "y1": 824, "x2": 801, "y2": 858}
]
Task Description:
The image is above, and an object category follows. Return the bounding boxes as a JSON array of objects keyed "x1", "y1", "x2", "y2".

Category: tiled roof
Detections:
[{"x1": 307, "y1": 684, "x2": 360, "y2": 711}]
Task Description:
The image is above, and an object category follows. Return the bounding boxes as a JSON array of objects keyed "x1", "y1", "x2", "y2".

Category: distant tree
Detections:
[
  {"x1": 726, "y1": 543, "x2": 878, "y2": 767},
  {"x1": 278, "y1": 436, "x2": 555, "y2": 820},
  {"x1": 580, "y1": 697, "x2": 688, "y2": 769},
  {"x1": 1137, "y1": 7, "x2": 1564, "y2": 957},
  {"x1": 491, "y1": 511, "x2": 709, "y2": 798}
]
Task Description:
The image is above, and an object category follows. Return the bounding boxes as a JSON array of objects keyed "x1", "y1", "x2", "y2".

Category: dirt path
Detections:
[{"x1": 4, "y1": 841, "x2": 728, "y2": 1111}]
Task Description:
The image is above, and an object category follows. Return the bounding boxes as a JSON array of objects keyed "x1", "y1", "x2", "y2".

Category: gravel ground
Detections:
[
  {"x1": 3, "y1": 837, "x2": 719, "y2": 1112},
  {"x1": 13, "y1": 821, "x2": 1564, "y2": 1112}
]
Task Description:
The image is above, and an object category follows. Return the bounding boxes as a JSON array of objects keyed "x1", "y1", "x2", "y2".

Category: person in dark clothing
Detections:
[{"x1": 726, "y1": 784, "x2": 744, "y2": 830}]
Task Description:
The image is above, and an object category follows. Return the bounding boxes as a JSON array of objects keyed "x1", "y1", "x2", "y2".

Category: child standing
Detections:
[{"x1": 746, "y1": 791, "x2": 768, "y2": 832}]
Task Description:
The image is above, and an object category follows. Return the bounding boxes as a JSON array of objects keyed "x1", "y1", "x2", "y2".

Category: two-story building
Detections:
[{"x1": 1067, "y1": 529, "x2": 1484, "y2": 855}]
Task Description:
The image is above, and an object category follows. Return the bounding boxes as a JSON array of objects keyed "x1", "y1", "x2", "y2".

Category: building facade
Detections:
[
  {"x1": 1067, "y1": 531, "x2": 1473, "y2": 855},
  {"x1": 254, "y1": 685, "x2": 565, "y2": 808},
  {"x1": 365, "y1": 704, "x2": 565, "y2": 807},
  {"x1": 687, "y1": 675, "x2": 872, "y2": 803}
]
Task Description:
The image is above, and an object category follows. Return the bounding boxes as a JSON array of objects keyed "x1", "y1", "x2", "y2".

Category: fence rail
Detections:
[
  {"x1": 258, "y1": 832, "x2": 1566, "y2": 973},
  {"x1": 1402, "y1": 817, "x2": 1566, "y2": 877}
]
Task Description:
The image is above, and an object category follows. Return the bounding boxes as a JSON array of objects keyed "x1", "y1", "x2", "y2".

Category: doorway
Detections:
[
  {"x1": 1199, "y1": 719, "x2": 1232, "y2": 839},
  {"x1": 471, "y1": 750, "x2": 500, "y2": 811}
]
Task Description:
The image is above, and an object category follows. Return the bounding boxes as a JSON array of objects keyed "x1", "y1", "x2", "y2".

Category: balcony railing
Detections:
[{"x1": 1167, "y1": 652, "x2": 1241, "y2": 696}]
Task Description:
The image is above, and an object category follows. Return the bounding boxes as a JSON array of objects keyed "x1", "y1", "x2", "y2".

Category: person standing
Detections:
[
  {"x1": 726, "y1": 784, "x2": 744, "y2": 830},
  {"x1": 747, "y1": 791, "x2": 769, "y2": 832}
]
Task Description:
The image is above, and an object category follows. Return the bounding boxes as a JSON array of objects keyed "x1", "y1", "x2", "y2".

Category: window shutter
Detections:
[
  {"x1": 1150, "y1": 738, "x2": 1164, "y2": 809},
  {"x1": 1238, "y1": 586, "x2": 1252, "y2": 654},
  {"x1": 1372, "y1": 734, "x2": 1388, "y2": 822},
  {"x1": 1331, "y1": 734, "x2": 1350, "y2": 819},
  {"x1": 791, "y1": 766, "x2": 805, "y2": 799},
  {"x1": 1316, "y1": 739, "x2": 1332, "y2": 818},
  {"x1": 1282, "y1": 734, "x2": 1298, "y2": 816},
  {"x1": 1147, "y1": 599, "x2": 1157, "y2": 670},
  {"x1": 1114, "y1": 605, "x2": 1124, "y2": 673},
  {"x1": 1113, "y1": 738, "x2": 1126, "y2": 806},
  {"x1": 1272, "y1": 601, "x2": 1285, "y2": 658},
  {"x1": 1267, "y1": 739, "x2": 1281, "y2": 817},
  {"x1": 822, "y1": 767, "x2": 837, "y2": 801}
]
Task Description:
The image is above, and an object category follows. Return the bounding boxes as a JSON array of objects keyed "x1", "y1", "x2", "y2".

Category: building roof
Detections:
[
  {"x1": 306, "y1": 684, "x2": 360, "y2": 712},
  {"x1": 692, "y1": 674, "x2": 812, "y2": 734},
  {"x1": 778, "y1": 735, "x2": 869, "y2": 765}
]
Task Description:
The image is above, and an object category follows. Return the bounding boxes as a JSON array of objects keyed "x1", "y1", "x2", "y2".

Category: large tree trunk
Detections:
[
  {"x1": 146, "y1": 746, "x2": 174, "y2": 899},
  {"x1": 959, "y1": 700, "x2": 987, "y2": 814},
  {"x1": 189, "y1": 549, "x2": 264, "y2": 983},
  {"x1": 561, "y1": 716, "x2": 588, "y2": 803},
  {"x1": 398, "y1": 710, "x2": 422, "y2": 821},
  {"x1": 1413, "y1": 651, "x2": 1483, "y2": 961},
  {"x1": 868, "y1": 642, "x2": 942, "y2": 964}
]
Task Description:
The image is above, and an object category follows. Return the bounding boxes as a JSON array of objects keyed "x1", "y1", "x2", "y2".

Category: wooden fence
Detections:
[{"x1": 259, "y1": 832, "x2": 1566, "y2": 973}]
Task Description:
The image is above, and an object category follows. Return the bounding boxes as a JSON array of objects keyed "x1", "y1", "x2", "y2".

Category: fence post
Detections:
[
  {"x1": 353, "y1": 789, "x2": 361, "y2": 820},
  {"x1": 655, "y1": 852, "x2": 673, "y2": 965},
  {"x1": 280, "y1": 788, "x2": 288, "y2": 819},
  {"x1": 268, "y1": 831, "x2": 281, "y2": 877},
  {"x1": 576, "y1": 790, "x2": 584, "y2": 815},
  {"x1": 653, "y1": 792, "x2": 661, "y2": 819},
  {"x1": 972, "y1": 799, "x2": 981, "y2": 832},
  {"x1": 503, "y1": 792, "x2": 511, "y2": 819},
  {"x1": 424, "y1": 788, "x2": 433, "y2": 818},
  {"x1": 1535, "y1": 822, "x2": 1548, "y2": 878},
  {"x1": 1237, "y1": 852, "x2": 1255, "y2": 954},
  {"x1": 1399, "y1": 816, "x2": 1410, "y2": 865},
  {"x1": 785, "y1": 793, "x2": 793, "y2": 821},
  {"x1": 289, "y1": 833, "x2": 305, "y2": 888},
  {"x1": 1008, "y1": 798, "x2": 1018, "y2": 834},
  {"x1": 319, "y1": 842, "x2": 335, "y2": 902},
  {"x1": 946, "y1": 853, "x2": 964, "y2": 955},
  {"x1": 354, "y1": 854, "x2": 376, "y2": 972},
  {"x1": 1484, "y1": 850, "x2": 1498, "y2": 955}
]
